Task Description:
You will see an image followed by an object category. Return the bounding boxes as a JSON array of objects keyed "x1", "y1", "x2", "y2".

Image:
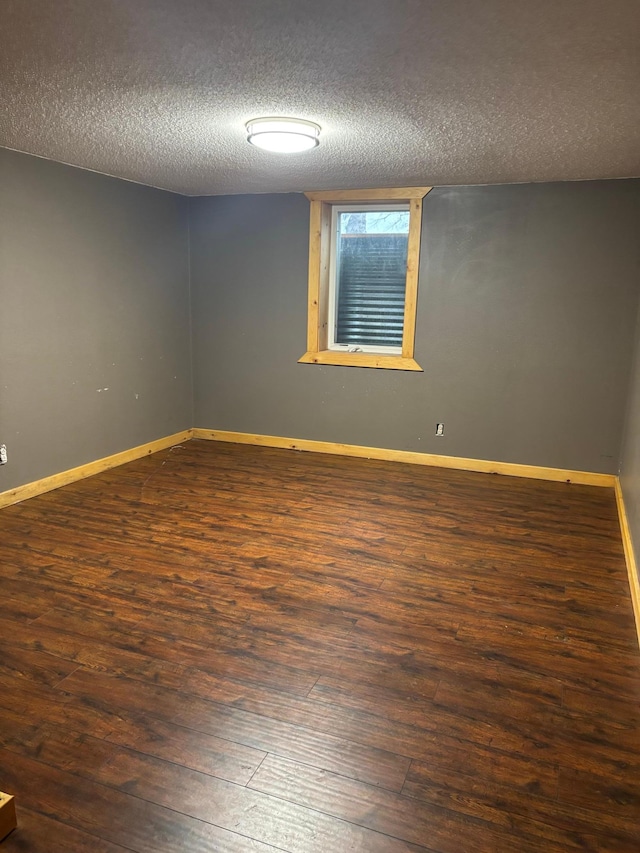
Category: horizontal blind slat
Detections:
[{"x1": 336, "y1": 233, "x2": 407, "y2": 348}]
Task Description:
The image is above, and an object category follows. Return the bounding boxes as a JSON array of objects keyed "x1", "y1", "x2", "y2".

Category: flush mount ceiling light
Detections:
[{"x1": 246, "y1": 117, "x2": 321, "y2": 153}]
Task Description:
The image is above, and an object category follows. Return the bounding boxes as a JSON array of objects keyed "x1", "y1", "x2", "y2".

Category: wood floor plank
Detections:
[
  {"x1": 105, "y1": 714, "x2": 267, "y2": 784},
  {"x1": 57, "y1": 667, "x2": 412, "y2": 791},
  {"x1": 454, "y1": 619, "x2": 640, "y2": 695},
  {"x1": 431, "y1": 677, "x2": 640, "y2": 775},
  {"x1": 1, "y1": 749, "x2": 285, "y2": 853},
  {"x1": 0, "y1": 645, "x2": 78, "y2": 689},
  {"x1": 557, "y1": 765, "x2": 640, "y2": 822},
  {"x1": 247, "y1": 753, "x2": 569, "y2": 853},
  {"x1": 307, "y1": 674, "x2": 570, "y2": 767},
  {"x1": 562, "y1": 686, "x2": 640, "y2": 729},
  {"x1": 0, "y1": 806, "x2": 134, "y2": 853},
  {"x1": 93, "y1": 748, "x2": 430, "y2": 853},
  {"x1": 0, "y1": 674, "x2": 120, "y2": 739},
  {"x1": 403, "y1": 755, "x2": 640, "y2": 849}
]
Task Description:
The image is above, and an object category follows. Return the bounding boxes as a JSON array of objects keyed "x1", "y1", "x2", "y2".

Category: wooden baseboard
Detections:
[
  {"x1": 1, "y1": 429, "x2": 613, "y2": 513},
  {"x1": 614, "y1": 478, "x2": 640, "y2": 649},
  {"x1": 191, "y1": 429, "x2": 616, "y2": 487},
  {"x1": 0, "y1": 430, "x2": 193, "y2": 509}
]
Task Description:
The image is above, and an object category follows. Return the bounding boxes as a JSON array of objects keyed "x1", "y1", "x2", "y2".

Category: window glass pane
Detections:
[
  {"x1": 335, "y1": 210, "x2": 409, "y2": 348},
  {"x1": 339, "y1": 210, "x2": 410, "y2": 235}
]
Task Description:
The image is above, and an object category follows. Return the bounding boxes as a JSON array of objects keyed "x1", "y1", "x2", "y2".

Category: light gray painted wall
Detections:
[
  {"x1": 0, "y1": 148, "x2": 192, "y2": 491},
  {"x1": 620, "y1": 301, "x2": 640, "y2": 578},
  {"x1": 190, "y1": 181, "x2": 640, "y2": 474}
]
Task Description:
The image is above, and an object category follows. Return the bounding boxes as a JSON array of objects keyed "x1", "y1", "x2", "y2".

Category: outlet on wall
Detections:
[
  {"x1": 435, "y1": 424, "x2": 445, "y2": 436},
  {"x1": 0, "y1": 444, "x2": 6, "y2": 465}
]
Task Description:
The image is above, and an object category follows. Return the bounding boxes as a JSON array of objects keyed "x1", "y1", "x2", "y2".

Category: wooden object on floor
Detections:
[
  {"x1": 0, "y1": 793, "x2": 16, "y2": 842},
  {"x1": 0, "y1": 439, "x2": 639, "y2": 853}
]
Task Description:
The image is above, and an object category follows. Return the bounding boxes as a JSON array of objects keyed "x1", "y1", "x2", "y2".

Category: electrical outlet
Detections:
[
  {"x1": 435, "y1": 423, "x2": 445, "y2": 436},
  {"x1": 0, "y1": 444, "x2": 6, "y2": 465}
]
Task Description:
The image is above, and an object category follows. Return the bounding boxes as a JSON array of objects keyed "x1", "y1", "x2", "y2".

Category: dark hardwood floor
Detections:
[{"x1": 1, "y1": 438, "x2": 639, "y2": 852}]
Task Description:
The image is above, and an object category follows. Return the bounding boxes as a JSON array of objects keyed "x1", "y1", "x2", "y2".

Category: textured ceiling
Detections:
[{"x1": 1, "y1": 0, "x2": 639, "y2": 196}]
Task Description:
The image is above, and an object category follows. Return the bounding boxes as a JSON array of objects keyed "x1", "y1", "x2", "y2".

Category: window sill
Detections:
[{"x1": 298, "y1": 351, "x2": 423, "y2": 371}]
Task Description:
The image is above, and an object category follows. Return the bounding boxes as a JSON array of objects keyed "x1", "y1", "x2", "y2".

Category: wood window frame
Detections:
[{"x1": 299, "y1": 187, "x2": 432, "y2": 371}]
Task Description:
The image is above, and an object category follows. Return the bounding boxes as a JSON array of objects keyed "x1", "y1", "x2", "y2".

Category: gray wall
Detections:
[
  {"x1": 0, "y1": 148, "x2": 192, "y2": 491},
  {"x1": 620, "y1": 302, "x2": 640, "y2": 578},
  {"x1": 190, "y1": 181, "x2": 640, "y2": 474},
  {"x1": 3, "y1": 152, "x2": 639, "y2": 493}
]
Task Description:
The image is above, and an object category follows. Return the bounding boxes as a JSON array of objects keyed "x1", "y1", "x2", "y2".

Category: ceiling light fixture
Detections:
[{"x1": 246, "y1": 117, "x2": 321, "y2": 153}]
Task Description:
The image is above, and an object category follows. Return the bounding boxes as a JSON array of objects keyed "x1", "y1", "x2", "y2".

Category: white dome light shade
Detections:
[{"x1": 246, "y1": 117, "x2": 321, "y2": 153}]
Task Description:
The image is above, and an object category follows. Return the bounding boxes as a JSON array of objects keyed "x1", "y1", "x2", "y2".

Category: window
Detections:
[{"x1": 299, "y1": 187, "x2": 431, "y2": 370}]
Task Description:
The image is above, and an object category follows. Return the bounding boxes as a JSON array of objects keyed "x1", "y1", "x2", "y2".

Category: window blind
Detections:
[{"x1": 335, "y1": 234, "x2": 408, "y2": 348}]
